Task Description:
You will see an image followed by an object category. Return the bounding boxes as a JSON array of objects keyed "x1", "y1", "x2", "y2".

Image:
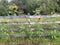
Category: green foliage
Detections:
[
  {"x1": 11, "y1": 0, "x2": 59, "y2": 15},
  {"x1": 50, "y1": 30, "x2": 58, "y2": 39},
  {"x1": 56, "y1": 0, "x2": 60, "y2": 12},
  {"x1": 39, "y1": 0, "x2": 59, "y2": 15},
  {"x1": 0, "y1": 0, "x2": 59, "y2": 15},
  {"x1": 14, "y1": 0, "x2": 59, "y2": 15},
  {"x1": 0, "y1": 24, "x2": 59, "y2": 41},
  {"x1": 0, "y1": 0, "x2": 9, "y2": 16},
  {"x1": 0, "y1": 4, "x2": 8, "y2": 16},
  {"x1": 33, "y1": 8, "x2": 40, "y2": 15}
]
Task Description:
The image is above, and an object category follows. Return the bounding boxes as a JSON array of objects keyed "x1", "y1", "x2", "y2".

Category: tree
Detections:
[{"x1": 0, "y1": 0, "x2": 8, "y2": 16}]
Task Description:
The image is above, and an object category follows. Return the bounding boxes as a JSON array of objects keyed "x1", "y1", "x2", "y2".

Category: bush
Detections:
[
  {"x1": 24, "y1": 0, "x2": 59, "y2": 15},
  {"x1": 39, "y1": 0, "x2": 59, "y2": 15},
  {"x1": 56, "y1": 0, "x2": 60, "y2": 12},
  {"x1": 0, "y1": 0, "x2": 59, "y2": 15},
  {"x1": 11, "y1": 0, "x2": 59, "y2": 15},
  {"x1": 0, "y1": 0, "x2": 8, "y2": 16},
  {"x1": 0, "y1": 4, "x2": 8, "y2": 16},
  {"x1": 23, "y1": 0, "x2": 41, "y2": 15}
]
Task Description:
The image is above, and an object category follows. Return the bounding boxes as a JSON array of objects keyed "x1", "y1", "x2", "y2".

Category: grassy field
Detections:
[
  {"x1": 0, "y1": 16, "x2": 60, "y2": 22},
  {"x1": 0, "y1": 16, "x2": 60, "y2": 45},
  {"x1": 0, "y1": 37, "x2": 60, "y2": 45}
]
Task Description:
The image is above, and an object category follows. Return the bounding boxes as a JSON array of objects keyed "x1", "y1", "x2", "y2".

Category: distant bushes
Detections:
[
  {"x1": 0, "y1": 0, "x2": 60, "y2": 15},
  {"x1": 23, "y1": 0, "x2": 59, "y2": 15},
  {"x1": 0, "y1": 4, "x2": 8, "y2": 16}
]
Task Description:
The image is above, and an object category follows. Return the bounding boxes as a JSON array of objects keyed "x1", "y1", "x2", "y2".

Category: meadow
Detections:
[{"x1": 0, "y1": 15, "x2": 60, "y2": 45}]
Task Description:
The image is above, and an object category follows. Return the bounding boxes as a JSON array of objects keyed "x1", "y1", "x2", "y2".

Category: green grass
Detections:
[
  {"x1": 0, "y1": 17, "x2": 60, "y2": 22},
  {"x1": 0, "y1": 16, "x2": 60, "y2": 45},
  {"x1": 0, "y1": 37, "x2": 60, "y2": 45}
]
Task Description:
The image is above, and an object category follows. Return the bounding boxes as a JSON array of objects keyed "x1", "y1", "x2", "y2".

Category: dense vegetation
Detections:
[
  {"x1": 0, "y1": 24, "x2": 59, "y2": 41},
  {"x1": 0, "y1": 24, "x2": 60, "y2": 45},
  {"x1": 0, "y1": 0, "x2": 60, "y2": 16},
  {"x1": 0, "y1": 0, "x2": 60, "y2": 45}
]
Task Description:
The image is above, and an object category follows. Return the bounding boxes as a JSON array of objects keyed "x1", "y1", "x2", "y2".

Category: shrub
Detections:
[
  {"x1": 0, "y1": 0, "x2": 59, "y2": 15},
  {"x1": 24, "y1": 0, "x2": 59, "y2": 15},
  {"x1": 0, "y1": 4, "x2": 8, "y2": 16},
  {"x1": 39, "y1": 0, "x2": 59, "y2": 15},
  {"x1": 11, "y1": 0, "x2": 59, "y2": 15}
]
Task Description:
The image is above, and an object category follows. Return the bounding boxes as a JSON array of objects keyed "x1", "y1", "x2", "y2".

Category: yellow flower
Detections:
[{"x1": 11, "y1": 5, "x2": 18, "y2": 11}]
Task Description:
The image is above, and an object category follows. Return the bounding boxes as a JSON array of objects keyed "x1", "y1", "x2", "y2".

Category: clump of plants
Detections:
[
  {"x1": 8, "y1": 5, "x2": 19, "y2": 16},
  {"x1": 0, "y1": 24, "x2": 59, "y2": 42},
  {"x1": 0, "y1": 0, "x2": 59, "y2": 15},
  {"x1": 22, "y1": 0, "x2": 59, "y2": 15}
]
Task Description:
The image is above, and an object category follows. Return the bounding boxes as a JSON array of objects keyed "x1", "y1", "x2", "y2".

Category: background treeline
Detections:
[{"x1": 0, "y1": 0, "x2": 60, "y2": 16}]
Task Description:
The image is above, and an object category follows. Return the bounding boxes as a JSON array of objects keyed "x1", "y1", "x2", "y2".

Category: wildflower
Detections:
[
  {"x1": 11, "y1": 5, "x2": 18, "y2": 11},
  {"x1": 38, "y1": 16, "x2": 41, "y2": 21},
  {"x1": 38, "y1": 18, "x2": 41, "y2": 20}
]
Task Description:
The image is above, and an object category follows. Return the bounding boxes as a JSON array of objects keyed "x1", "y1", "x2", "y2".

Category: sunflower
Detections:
[{"x1": 11, "y1": 5, "x2": 18, "y2": 11}]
